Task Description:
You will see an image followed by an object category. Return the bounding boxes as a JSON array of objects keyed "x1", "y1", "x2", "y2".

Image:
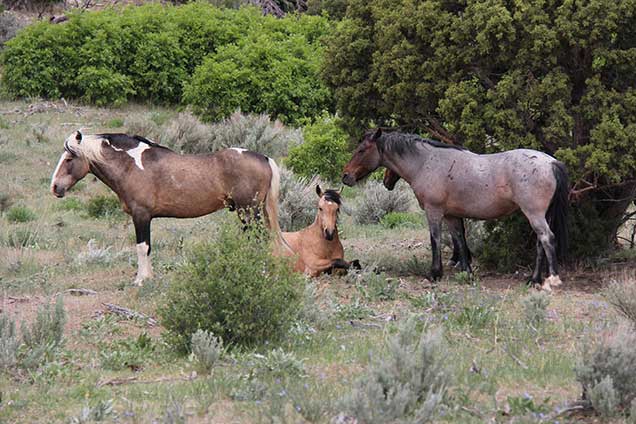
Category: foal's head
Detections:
[
  {"x1": 50, "y1": 131, "x2": 92, "y2": 197},
  {"x1": 342, "y1": 128, "x2": 383, "y2": 186},
  {"x1": 383, "y1": 168, "x2": 401, "y2": 190},
  {"x1": 315, "y1": 185, "x2": 341, "y2": 241}
]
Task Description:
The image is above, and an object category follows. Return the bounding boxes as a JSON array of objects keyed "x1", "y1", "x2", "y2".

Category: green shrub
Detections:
[
  {"x1": 343, "y1": 317, "x2": 450, "y2": 423},
  {"x1": 183, "y1": 29, "x2": 332, "y2": 125},
  {"x1": 159, "y1": 221, "x2": 304, "y2": 351},
  {"x1": 57, "y1": 197, "x2": 83, "y2": 212},
  {"x1": 577, "y1": 326, "x2": 636, "y2": 412},
  {"x1": 286, "y1": 114, "x2": 349, "y2": 181},
  {"x1": 0, "y1": 315, "x2": 18, "y2": 369},
  {"x1": 85, "y1": 195, "x2": 122, "y2": 219},
  {"x1": 6, "y1": 204, "x2": 36, "y2": 223},
  {"x1": 6, "y1": 227, "x2": 38, "y2": 248},
  {"x1": 380, "y1": 211, "x2": 423, "y2": 229},
  {"x1": 352, "y1": 181, "x2": 412, "y2": 224},
  {"x1": 2, "y1": 4, "x2": 331, "y2": 118},
  {"x1": 99, "y1": 333, "x2": 154, "y2": 371},
  {"x1": 348, "y1": 266, "x2": 397, "y2": 301},
  {"x1": 589, "y1": 375, "x2": 619, "y2": 418}
]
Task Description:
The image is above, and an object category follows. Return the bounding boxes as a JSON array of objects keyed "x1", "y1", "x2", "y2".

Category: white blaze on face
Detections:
[
  {"x1": 134, "y1": 242, "x2": 153, "y2": 285},
  {"x1": 50, "y1": 151, "x2": 71, "y2": 192},
  {"x1": 231, "y1": 147, "x2": 247, "y2": 154},
  {"x1": 126, "y1": 143, "x2": 151, "y2": 170}
]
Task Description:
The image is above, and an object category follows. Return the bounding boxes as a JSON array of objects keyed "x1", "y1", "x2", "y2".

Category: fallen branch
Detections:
[
  {"x1": 97, "y1": 372, "x2": 197, "y2": 388},
  {"x1": 102, "y1": 303, "x2": 157, "y2": 326},
  {"x1": 7, "y1": 296, "x2": 30, "y2": 303},
  {"x1": 545, "y1": 403, "x2": 586, "y2": 421},
  {"x1": 503, "y1": 346, "x2": 529, "y2": 370},
  {"x1": 66, "y1": 288, "x2": 97, "y2": 296}
]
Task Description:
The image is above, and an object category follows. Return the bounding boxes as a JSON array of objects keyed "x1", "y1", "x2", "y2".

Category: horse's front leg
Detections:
[
  {"x1": 133, "y1": 213, "x2": 153, "y2": 286},
  {"x1": 444, "y1": 216, "x2": 472, "y2": 273},
  {"x1": 426, "y1": 210, "x2": 444, "y2": 281}
]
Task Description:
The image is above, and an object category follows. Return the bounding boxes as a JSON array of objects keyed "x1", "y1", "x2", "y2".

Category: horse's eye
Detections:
[{"x1": 319, "y1": 207, "x2": 323, "y2": 211}]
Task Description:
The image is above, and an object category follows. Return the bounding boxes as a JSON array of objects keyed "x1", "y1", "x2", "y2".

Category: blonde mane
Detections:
[{"x1": 65, "y1": 131, "x2": 107, "y2": 165}]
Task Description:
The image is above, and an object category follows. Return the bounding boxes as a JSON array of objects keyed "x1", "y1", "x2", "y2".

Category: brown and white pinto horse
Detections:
[
  {"x1": 282, "y1": 185, "x2": 359, "y2": 276},
  {"x1": 51, "y1": 131, "x2": 285, "y2": 285},
  {"x1": 343, "y1": 129, "x2": 569, "y2": 291}
]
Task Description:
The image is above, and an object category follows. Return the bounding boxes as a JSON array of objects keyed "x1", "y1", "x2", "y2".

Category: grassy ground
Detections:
[{"x1": 0, "y1": 99, "x2": 634, "y2": 423}]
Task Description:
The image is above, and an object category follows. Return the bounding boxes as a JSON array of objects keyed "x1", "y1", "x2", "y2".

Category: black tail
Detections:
[{"x1": 547, "y1": 162, "x2": 569, "y2": 262}]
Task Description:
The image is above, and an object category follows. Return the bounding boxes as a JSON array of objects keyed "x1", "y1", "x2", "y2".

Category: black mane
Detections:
[
  {"x1": 373, "y1": 130, "x2": 466, "y2": 157},
  {"x1": 98, "y1": 133, "x2": 172, "y2": 151},
  {"x1": 323, "y1": 189, "x2": 342, "y2": 205}
]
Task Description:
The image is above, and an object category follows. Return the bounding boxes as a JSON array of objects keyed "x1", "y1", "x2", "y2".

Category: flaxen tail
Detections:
[
  {"x1": 547, "y1": 161, "x2": 569, "y2": 262},
  {"x1": 265, "y1": 158, "x2": 292, "y2": 254}
]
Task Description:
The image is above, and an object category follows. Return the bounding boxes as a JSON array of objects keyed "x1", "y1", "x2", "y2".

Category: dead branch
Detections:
[
  {"x1": 97, "y1": 372, "x2": 197, "y2": 388},
  {"x1": 66, "y1": 288, "x2": 97, "y2": 296},
  {"x1": 503, "y1": 345, "x2": 529, "y2": 370},
  {"x1": 102, "y1": 303, "x2": 157, "y2": 326}
]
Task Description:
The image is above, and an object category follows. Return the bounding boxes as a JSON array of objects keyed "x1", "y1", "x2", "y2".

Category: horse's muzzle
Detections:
[
  {"x1": 52, "y1": 184, "x2": 65, "y2": 198},
  {"x1": 324, "y1": 229, "x2": 335, "y2": 241},
  {"x1": 342, "y1": 173, "x2": 356, "y2": 186}
]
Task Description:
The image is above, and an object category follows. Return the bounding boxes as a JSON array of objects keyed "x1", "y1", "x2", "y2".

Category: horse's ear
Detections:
[
  {"x1": 316, "y1": 184, "x2": 322, "y2": 197},
  {"x1": 338, "y1": 185, "x2": 344, "y2": 194},
  {"x1": 75, "y1": 131, "x2": 82, "y2": 144},
  {"x1": 372, "y1": 128, "x2": 382, "y2": 141}
]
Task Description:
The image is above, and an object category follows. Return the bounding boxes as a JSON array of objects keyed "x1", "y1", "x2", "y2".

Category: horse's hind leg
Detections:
[
  {"x1": 133, "y1": 213, "x2": 153, "y2": 286},
  {"x1": 445, "y1": 217, "x2": 472, "y2": 273},
  {"x1": 525, "y1": 213, "x2": 561, "y2": 291}
]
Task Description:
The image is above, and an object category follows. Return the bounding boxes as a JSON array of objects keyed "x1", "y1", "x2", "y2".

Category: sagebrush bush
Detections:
[
  {"x1": 604, "y1": 275, "x2": 636, "y2": 326},
  {"x1": 522, "y1": 291, "x2": 550, "y2": 328},
  {"x1": 344, "y1": 317, "x2": 450, "y2": 423},
  {"x1": 0, "y1": 12, "x2": 26, "y2": 48},
  {"x1": 0, "y1": 296, "x2": 66, "y2": 371},
  {"x1": 6, "y1": 204, "x2": 36, "y2": 223},
  {"x1": 577, "y1": 326, "x2": 636, "y2": 412},
  {"x1": 352, "y1": 181, "x2": 411, "y2": 224},
  {"x1": 191, "y1": 329, "x2": 224, "y2": 371},
  {"x1": 159, "y1": 221, "x2": 304, "y2": 351},
  {"x1": 253, "y1": 348, "x2": 306, "y2": 379},
  {"x1": 278, "y1": 167, "x2": 316, "y2": 231},
  {"x1": 589, "y1": 375, "x2": 619, "y2": 418},
  {"x1": 124, "y1": 114, "x2": 161, "y2": 141},
  {"x1": 286, "y1": 114, "x2": 350, "y2": 181},
  {"x1": 163, "y1": 111, "x2": 302, "y2": 158},
  {"x1": 85, "y1": 195, "x2": 122, "y2": 219}
]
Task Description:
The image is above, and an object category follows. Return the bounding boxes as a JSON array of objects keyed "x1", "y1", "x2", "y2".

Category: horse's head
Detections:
[
  {"x1": 342, "y1": 128, "x2": 382, "y2": 186},
  {"x1": 50, "y1": 131, "x2": 90, "y2": 198},
  {"x1": 383, "y1": 168, "x2": 401, "y2": 190},
  {"x1": 316, "y1": 185, "x2": 341, "y2": 241}
]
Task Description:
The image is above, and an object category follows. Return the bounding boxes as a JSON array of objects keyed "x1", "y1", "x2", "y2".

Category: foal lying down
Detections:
[{"x1": 282, "y1": 186, "x2": 359, "y2": 276}]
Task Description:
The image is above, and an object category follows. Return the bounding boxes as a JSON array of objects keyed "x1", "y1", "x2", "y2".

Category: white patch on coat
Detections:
[
  {"x1": 50, "y1": 151, "x2": 72, "y2": 192},
  {"x1": 126, "y1": 143, "x2": 151, "y2": 170},
  {"x1": 231, "y1": 147, "x2": 247, "y2": 154},
  {"x1": 134, "y1": 242, "x2": 153, "y2": 286}
]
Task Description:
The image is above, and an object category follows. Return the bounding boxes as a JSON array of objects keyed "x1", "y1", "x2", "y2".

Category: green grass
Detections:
[{"x1": 0, "y1": 99, "x2": 627, "y2": 423}]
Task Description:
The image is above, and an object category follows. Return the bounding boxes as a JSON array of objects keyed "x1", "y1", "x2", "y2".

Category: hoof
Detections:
[{"x1": 545, "y1": 275, "x2": 562, "y2": 287}]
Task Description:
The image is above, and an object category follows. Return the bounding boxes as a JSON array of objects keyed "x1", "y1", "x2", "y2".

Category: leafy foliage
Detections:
[
  {"x1": 325, "y1": 0, "x2": 636, "y2": 254},
  {"x1": 2, "y1": 4, "x2": 332, "y2": 124},
  {"x1": 286, "y1": 114, "x2": 350, "y2": 181},
  {"x1": 5, "y1": 204, "x2": 36, "y2": 223},
  {"x1": 85, "y1": 195, "x2": 122, "y2": 219},
  {"x1": 159, "y1": 221, "x2": 304, "y2": 351}
]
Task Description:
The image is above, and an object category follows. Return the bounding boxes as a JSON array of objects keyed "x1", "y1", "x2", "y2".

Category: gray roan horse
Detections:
[
  {"x1": 51, "y1": 131, "x2": 286, "y2": 285},
  {"x1": 383, "y1": 168, "x2": 472, "y2": 270},
  {"x1": 343, "y1": 129, "x2": 568, "y2": 291}
]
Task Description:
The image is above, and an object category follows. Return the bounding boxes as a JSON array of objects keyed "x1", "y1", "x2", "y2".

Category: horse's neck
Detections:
[
  {"x1": 89, "y1": 162, "x2": 125, "y2": 195},
  {"x1": 382, "y1": 151, "x2": 424, "y2": 185}
]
